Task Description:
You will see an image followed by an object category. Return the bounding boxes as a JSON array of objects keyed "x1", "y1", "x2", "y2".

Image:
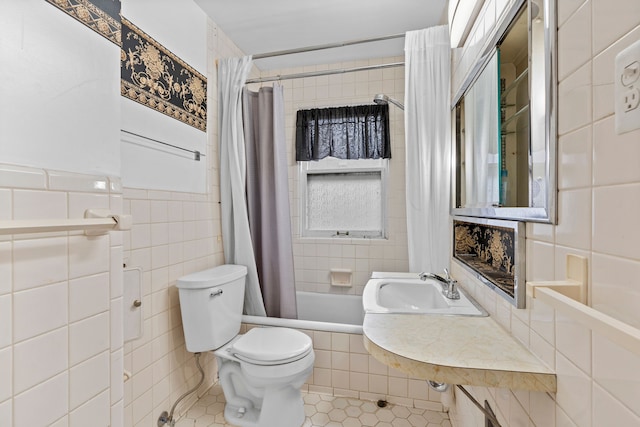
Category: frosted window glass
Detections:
[{"x1": 307, "y1": 172, "x2": 382, "y2": 233}]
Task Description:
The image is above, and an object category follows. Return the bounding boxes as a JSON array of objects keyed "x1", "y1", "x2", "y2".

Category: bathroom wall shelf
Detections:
[
  {"x1": 527, "y1": 254, "x2": 640, "y2": 356},
  {"x1": 0, "y1": 209, "x2": 132, "y2": 236}
]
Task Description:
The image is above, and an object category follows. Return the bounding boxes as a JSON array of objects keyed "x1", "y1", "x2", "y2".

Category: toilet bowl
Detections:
[
  {"x1": 176, "y1": 265, "x2": 315, "y2": 427},
  {"x1": 215, "y1": 328, "x2": 314, "y2": 427}
]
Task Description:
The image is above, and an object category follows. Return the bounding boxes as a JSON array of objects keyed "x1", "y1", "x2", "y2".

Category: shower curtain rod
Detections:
[
  {"x1": 245, "y1": 61, "x2": 404, "y2": 84},
  {"x1": 252, "y1": 33, "x2": 405, "y2": 60}
]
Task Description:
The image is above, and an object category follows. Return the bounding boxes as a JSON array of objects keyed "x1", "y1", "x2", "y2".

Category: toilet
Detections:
[{"x1": 176, "y1": 264, "x2": 314, "y2": 427}]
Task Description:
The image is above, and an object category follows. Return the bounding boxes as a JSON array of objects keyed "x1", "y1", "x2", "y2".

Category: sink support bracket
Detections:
[{"x1": 456, "y1": 385, "x2": 502, "y2": 427}]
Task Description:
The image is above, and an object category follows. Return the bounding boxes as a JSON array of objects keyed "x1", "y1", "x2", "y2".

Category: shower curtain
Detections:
[
  {"x1": 218, "y1": 56, "x2": 266, "y2": 316},
  {"x1": 243, "y1": 85, "x2": 297, "y2": 319},
  {"x1": 404, "y1": 26, "x2": 452, "y2": 273}
]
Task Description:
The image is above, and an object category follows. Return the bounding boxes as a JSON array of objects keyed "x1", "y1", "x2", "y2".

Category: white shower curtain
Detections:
[
  {"x1": 404, "y1": 26, "x2": 452, "y2": 274},
  {"x1": 218, "y1": 56, "x2": 266, "y2": 316}
]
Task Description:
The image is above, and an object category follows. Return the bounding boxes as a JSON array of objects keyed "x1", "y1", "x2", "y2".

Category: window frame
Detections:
[{"x1": 298, "y1": 157, "x2": 389, "y2": 239}]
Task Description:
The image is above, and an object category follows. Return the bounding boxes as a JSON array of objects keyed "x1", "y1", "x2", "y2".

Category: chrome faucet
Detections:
[{"x1": 418, "y1": 268, "x2": 460, "y2": 300}]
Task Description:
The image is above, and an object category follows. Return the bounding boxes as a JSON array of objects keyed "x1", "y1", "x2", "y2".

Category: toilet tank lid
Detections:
[{"x1": 176, "y1": 264, "x2": 247, "y2": 289}]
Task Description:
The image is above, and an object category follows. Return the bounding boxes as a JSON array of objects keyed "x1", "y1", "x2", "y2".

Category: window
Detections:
[
  {"x1": 299, "y1": 157, "x2": 388, "y2": 238},
  {"x1": 296, "y1": 104, "x2": 391, "y2": 239}
]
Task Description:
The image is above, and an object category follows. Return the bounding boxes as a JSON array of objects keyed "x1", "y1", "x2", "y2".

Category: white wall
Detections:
[
  {"x1": 0, "y1": 0, "x2": 120, "y2": 176},
  {"x1": 120, "y1": 0, "x2": 208, "y2": 193},
  {"x1": 0, "y1": 0, "x2": 226, "y2": 425},
  {"x1": 448, "y1": 0, "x2": 640, "y2": 425},
  {"x1": 0, "y1": 1, "x2": 123, "y2": 425}
]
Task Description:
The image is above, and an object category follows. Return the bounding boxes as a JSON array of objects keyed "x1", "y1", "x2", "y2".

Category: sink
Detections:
[{"x1": 362, "y1": 275, "x2": 488, "y2": 317}]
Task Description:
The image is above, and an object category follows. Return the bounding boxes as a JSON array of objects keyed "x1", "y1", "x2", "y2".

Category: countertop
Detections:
[{"x1": 363, "y1": 313, "x2": 556, "y2": 392}]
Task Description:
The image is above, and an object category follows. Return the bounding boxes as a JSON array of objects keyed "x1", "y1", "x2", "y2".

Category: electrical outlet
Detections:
[
  {"x1": 624, "y1": 88, "x2": 640, "y2": 112},
  {"x1": 622, "y1": 61, "x2": 640, "y2": 87},
  {"x1": 615, "y1": 40, "x2": 640, "y2": 134}
]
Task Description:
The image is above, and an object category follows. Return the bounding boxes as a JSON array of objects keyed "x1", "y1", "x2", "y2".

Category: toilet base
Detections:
[
  {"x1": 215, "y1": 343, "x2": 313, "y2": 427},
  {"x1": 223, "y1": 386, "x2": 305, "y2": 427}
]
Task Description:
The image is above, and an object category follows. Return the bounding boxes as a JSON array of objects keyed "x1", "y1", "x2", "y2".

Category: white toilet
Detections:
[{"x1": 176, "y1": 264, "x2": 314, "y2": 427}]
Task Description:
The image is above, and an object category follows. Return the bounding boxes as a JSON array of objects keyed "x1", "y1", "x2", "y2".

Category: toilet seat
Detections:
[{"x1": 231, "y1": 327, "x2": 312, "y2": 366}]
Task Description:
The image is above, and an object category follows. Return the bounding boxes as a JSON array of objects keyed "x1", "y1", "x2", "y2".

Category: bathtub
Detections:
[{"x1": 242, "y1": 291, "x2": 364, "y2": 334}]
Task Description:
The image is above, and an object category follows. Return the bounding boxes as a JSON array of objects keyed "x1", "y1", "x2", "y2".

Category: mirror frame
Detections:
[{"x1": 451, "y1": 0, "x2": 557, "y2": 223}]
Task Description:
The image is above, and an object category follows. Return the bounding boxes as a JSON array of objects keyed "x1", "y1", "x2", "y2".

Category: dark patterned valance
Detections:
[
  {"x1": 45, "y1": 0, "x2": 121, "y2": 45},
  {"x1": 296, "y1": 105, "x2": 391, "y2": 161},
  {"x1": 120, "y1": 17, "x2": 207, "y2": 132}
]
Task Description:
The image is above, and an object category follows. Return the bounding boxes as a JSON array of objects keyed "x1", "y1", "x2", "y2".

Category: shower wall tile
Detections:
[
  {"x1": 592, "y1": 25, "x2": 640, "y2": 121},
  {"x1": 557, "y1": 62, "x2": 592, "y2": 136},
  {"x1": 69, "y1": 312, "x2": 110, "y2": 366},
  {"x1": 68, "y1": 192, "x2": 110, "y2": 218},
  {"x1": 70, "y1": 389, "x2": 111, "y2": 427},
  {"x1": 591, "y1": 253, "x2": 640, "y2": 329},
  {"x1": 593, "y1": 183, "x2": 640, "y2": 260},
  {"x1": 69, "y1": 351, "x2": 110, "y2": 410},
  {"x1": 69, "y1": 273, "x2": 110, "y2": 322},
  {"x1": 557, "y1": 125, "x2": 592, "y2": 190},
  {"x1": 0, "y1": 402, "x2": 8, "y2": 427},
  {"x1": 111, "y1": 350, "x2": 125, "y2": 405},
  {"x1": 593, "y1": 382, "x2": 640, "y2": 426},
  {"x1": 593, "y1": 116, "x2": 640, "y2": 186},
  {"x1": 121, "y1": 184, "x2": 223, "y2": 422},
  {"x1": 592, "y1": 0, "x2": 640, "y2": 55},
  {"x1": 555, "y1": 311, "x2": 591, "y2": 375},
  {"x1": 0, "y1": 295, "x2": 11, "y2": 349},
  {"x1": 13, "y1": 373, "x2": 69, "y2": 427},
  {"x1": 557, "y1": 2, "x2": 591, "y2": 81},
  {"x1": 0, "y1": 166, "x2": 125, "y2": 425},
  {"x1": 555, "y1": 188, "x2": 592, "y2": 250},
  {"x1": 0, "y1": 347, "x2": 11, "y2": 402},
  {"x1": 12, "y1": 237, "x2": 68, "y2": 291},
  {"x1": 13, "y1": 282, "x2": 67, "y2": 343},
  {"x1": 13, "y1": 189, "x2": 67, "y2": 220},
  {"x1": 68, "y1": 234, "x2": 110, "y2": 279},
  {"x1": 557, "y1": 0, "x2": 587, "y2": 27},
  {"x1": 274, "y1": 56, "x2": 409, "y2": 295},
  {"x1": 13, "y1": 328, "x2": 68, "y2": 394},
  {"x1": 592, "y1": 333, "x2": 640, "y2": 417},
  {"x1": 0, "y1": 190, "x2": 11, "y2": 221},
  {"x1": 0, "y1": 164, "x2": 47, "y2": 190}
]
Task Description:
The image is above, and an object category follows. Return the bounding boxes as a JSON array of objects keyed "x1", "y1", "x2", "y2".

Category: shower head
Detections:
[{"x1": 373, "y1": 93, "x2": 404, "y2": 110}]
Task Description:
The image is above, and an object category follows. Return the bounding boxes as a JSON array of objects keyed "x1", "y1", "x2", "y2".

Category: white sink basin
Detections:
[{"x1": 363, "y1": 275, "x2": 488, "y2": 317}]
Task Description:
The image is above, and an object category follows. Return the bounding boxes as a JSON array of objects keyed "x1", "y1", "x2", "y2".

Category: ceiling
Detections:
[{"x1": 194, "y1": 0, "x2": 448, "y2": 71}]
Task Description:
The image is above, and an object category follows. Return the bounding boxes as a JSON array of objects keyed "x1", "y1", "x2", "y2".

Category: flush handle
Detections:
[{"x1": 210, "y1": 289, "x2": 223, "y2": 298}]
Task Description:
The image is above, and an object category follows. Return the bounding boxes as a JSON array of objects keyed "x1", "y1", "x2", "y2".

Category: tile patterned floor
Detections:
[{"x1": 177, "y1": 385, "x2": 452, "y2": 427}]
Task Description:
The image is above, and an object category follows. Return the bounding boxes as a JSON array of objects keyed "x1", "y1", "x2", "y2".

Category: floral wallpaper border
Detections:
[
  {"x1": 45, "y1": 0, "x2": 121, "y2": 45},
  {"x1": 120, "y1": 17, "x2": 207, "y2": 132},
  {"x1": 454, "y1": 218, "x2": 517, "y2": 298}
]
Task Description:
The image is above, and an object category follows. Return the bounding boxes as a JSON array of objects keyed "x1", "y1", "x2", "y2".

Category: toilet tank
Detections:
[{"x1": 176, "y1": 264, "x2": 247, "y2": 353}]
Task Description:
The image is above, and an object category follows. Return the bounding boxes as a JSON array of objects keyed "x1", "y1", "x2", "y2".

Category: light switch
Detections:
[{"x1": 615, "y1": 40, "x2": 640, "y2": 134}]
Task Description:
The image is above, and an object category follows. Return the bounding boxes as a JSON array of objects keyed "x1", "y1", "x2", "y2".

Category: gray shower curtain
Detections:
[{"x1": 242, "y1": 85, "x2": 297, "y2": 319}]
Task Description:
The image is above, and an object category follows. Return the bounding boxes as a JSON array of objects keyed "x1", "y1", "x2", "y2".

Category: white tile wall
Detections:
[
  {"x1": 116, "y1": 18, "x2": 243, "y2": 426},
  {"x1": 13, "y1": 282, "x2": 67, "y2": 342},
  {"x1": 13, "y1": 373, "x2": 69, "y2": 427},
  {"x1": 448, "y1": 1, "x2": 640, "y2": 426},
  {"x1": 0, "y1": 164, "x2": 127, "y2": 427},
  {"x1": 261, "y1": 57, "x2": 409, "y2": 296}
]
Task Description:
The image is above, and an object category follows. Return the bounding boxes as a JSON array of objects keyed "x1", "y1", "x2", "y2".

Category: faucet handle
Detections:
[
  {"x1": 443, "y1": 268, "x2": 451, "y2": 280},
  {"x1": 445, "y1": 279, "x2": 461, "y2": 300}
]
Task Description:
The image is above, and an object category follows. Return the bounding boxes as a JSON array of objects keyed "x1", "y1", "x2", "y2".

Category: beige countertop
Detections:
[{"x1": 363, "y1": 313, "x2": 556, "y2": 392}]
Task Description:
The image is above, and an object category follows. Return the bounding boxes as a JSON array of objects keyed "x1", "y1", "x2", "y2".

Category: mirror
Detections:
[{"x1": 452, "y1": 0, "x2": 557, "y2": 223}]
